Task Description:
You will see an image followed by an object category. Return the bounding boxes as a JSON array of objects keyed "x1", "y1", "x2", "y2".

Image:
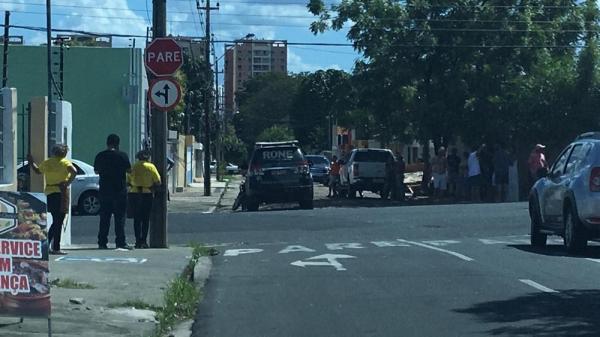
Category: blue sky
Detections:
[{"x1": 0, "y1": 0, "x2": 360, "y2": 73}]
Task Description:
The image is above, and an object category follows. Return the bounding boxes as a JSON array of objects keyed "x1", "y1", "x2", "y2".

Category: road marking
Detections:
[
  {"x1": 519, "y1": 279, "x2": 558, "y2": 293},
  {"x1": 421, "y1": 240, "x2": 460, "y2": 247},
  {"x1": 479, "y1": 239, "x2": 514, "y2": 245},
  {"x1": 55, "y1": 257, "x2": 147, "y2": 264},
  {"x1": 371, "y1": 241, "x2": 411, "y2": 248},
  {"x1": 223, "y1": 249, "x2": 264, "y2": 257},
  {"x1": 290, "y1": 254, "x2": 356, "y2": 271},
  {"x1": 325, "y1": 243, "x2": 365, "y2": 250},
  {"x1": 397, "y1": 239, "x2": 474, "y2": 261},
  {"x1": 202, "y1": 206, "x2": 217, "y2": 214},
  {"x1": 278, "y1": 245, "x2": 316, "y2": 254}
]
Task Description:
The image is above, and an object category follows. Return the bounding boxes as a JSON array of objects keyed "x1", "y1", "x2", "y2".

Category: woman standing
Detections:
[
  {"x1": 28, "y1": 144, "x2": 77, "y2": 255},
  {"x1": 128, "y1": 150, "x2": 161, "y2": 249}
]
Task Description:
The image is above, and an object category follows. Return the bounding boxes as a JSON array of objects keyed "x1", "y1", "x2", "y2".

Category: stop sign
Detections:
[{"x1": 145, "y1": 38, "x2": 183, "y2": 76}]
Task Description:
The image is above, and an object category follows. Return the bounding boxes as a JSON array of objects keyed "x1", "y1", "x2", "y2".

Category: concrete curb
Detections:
[
  {"x1": 215, "y1": 179, "x2": 231, "y2": 209},
  {"x1": 166, "y1": 256, "x2": 212, "y2": 337}
]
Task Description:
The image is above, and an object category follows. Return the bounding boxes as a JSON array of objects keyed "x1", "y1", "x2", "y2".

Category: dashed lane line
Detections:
[
  {"x1": 397, "y1": 239, "x2": 475, "y2": 262},
  {"x1": 519, "y1": 279, "x2": 559, "y2": 293}
]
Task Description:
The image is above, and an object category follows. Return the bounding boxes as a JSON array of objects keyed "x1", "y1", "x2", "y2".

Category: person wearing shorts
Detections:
[
  {"x1": 431, "y1": 147, "x2": 448, "y2": 199},
  {"x1": 328, "y1": 156, "x2": 341, "y2": 197}
]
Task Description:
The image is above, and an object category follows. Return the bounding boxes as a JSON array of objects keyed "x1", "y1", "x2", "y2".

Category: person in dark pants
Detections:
[
  {"x1": 128, "y1": 150, "x2": 161, "y2": 249},
  {"x1": 29, "y1": 144, "x2": 77, "y2": 255},
  {"x1": 94, "y1": 134, "x2": 132, "y2": 250}
]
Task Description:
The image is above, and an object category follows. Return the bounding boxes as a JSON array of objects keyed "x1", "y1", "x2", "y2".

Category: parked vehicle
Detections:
[
  {"x1": 305, "y1": 155, "x2": 330, "y2": 185},
  {"x1": 339, "y1": 148, "x2": 395, "y2": 198},
  {"x1": 210, "y1": 160, "x2": 240, "y2": 174},
  {"x1": 529, "y1": 132, "x2": 600, "y2": 253},
  {"x1": 244, "y1": 141, "x2": 314, "y2": 211},
  {"x1": 18, "y1": 159, "x2": 101, "y2": 215}
]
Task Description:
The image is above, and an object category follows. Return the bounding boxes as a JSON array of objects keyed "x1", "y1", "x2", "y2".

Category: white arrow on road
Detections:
[{"x1": 290, "y1": 254, "x2": 356, "y2": 271}]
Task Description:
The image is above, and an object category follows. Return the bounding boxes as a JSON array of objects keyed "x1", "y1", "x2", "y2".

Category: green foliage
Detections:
[
  {"x1": 257, "y1": 125, "x2": 295, "y2": 142},
  {"x1": 307, "y1": 0, "x2": 600, "y2": 153},
  {"x1": 155, "y1": 277, "x2": 200, "y2": 336}
]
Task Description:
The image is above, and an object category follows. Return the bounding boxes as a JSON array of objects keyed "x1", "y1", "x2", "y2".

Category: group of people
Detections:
[
  {"x1": 428, "y1": 144, "x2": 515, "y2": 202},
  {"x1": 28, "y1": 134, "x2": 162, "y2": 254}
]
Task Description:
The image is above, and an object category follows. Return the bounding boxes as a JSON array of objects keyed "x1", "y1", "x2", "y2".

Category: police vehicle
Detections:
[{"x1": 244, "y1": 141, "x2": 314, "y2": 211}]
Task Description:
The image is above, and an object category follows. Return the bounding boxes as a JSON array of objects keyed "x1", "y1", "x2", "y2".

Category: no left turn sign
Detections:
[{"x1": 149, "y1": 78, "x2": 182, "y2": 111}]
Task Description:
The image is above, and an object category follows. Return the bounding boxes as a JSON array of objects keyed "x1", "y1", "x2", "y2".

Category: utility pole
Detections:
[
  {"x1": 150, "y1": 0, "x2": 168, "y2": 248},
  {"x1": 46, "y1": 0, "x2": 55, "y2": 154},
  {"x1": 214, "y1": 54, "x2": 221, "y2": 182},
  {"x1": 2, "y1": 11, "x2": 9, "y2": 88},
  {"x1": 197, "y1": 0, "x2": 219, "y2": 196}
]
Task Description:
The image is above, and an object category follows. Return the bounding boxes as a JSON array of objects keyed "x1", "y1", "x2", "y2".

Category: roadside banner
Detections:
[{"x1": 0, "y1": 192, "x2": 49, "y2": 317}]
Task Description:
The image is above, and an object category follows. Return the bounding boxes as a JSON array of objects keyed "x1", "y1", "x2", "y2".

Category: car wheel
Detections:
[
  {"x1": 79, "y1": 191, "x2": 101, "y2": 216},
  {"x1": 529, "y1": 196, "x2": 547, "y2": 247},
  {"x1": 246, "y1": 197, "x2": 259, "y2": 212},
  {"x1": 299, "y1": 199, "x2": 314, "y2": 210},
  {"x1": 564, "y1": 205, "x2": 587, "y2": 254}
]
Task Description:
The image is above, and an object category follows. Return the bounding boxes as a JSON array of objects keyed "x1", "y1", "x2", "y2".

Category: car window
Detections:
[
  {"x1": 253, "y1": 147, "x2": 304, "y2": 168},
  {"x1": 73, "y1": 163, "x2": 85, "y2": 175},
  {"x1": 551, "y1": 146, "x2": 572, "y2": 177},
  {"x1": 353, "y1": 151, "x2": 391, "y2": 162},
  {"x1": 306, "y1": 156, "x2": 329, "y2": 165},
  {"x1": 565, "y1": 144, "x2": 588, "y2": 175}
]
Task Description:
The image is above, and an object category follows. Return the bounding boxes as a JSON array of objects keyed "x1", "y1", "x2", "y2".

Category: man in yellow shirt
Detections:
[
  {"x1": 128, "y1": 150, "x2": 161, "y2": 249},
  {"x1": 28, "y1": 144, "x2": 77, "y2": 254}
]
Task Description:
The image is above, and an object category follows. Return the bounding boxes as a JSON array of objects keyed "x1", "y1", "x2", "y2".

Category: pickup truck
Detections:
[{"x1": 339, "y1": 148, "x2": 395, "y2": 198}]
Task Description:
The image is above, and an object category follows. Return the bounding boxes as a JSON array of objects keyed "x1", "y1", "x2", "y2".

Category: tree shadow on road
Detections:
[
  {"x1": 454, "y1": 290, "x2": 600, "y2": 336},
  {"x1": 510, "y1": 244, "x2": 600, "y2": 258}
]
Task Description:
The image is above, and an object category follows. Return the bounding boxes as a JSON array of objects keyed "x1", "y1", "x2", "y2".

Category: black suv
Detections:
[{"x1": 245, "y1": 141, "x2": 314, "y2": 211}]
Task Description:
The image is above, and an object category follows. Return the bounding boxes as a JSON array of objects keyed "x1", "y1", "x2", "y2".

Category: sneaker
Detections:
[
  {"x1": 98, "y1": 244, "x2": 109, "y2": 250},
  {"x1": 50, "y1": 250, "x2": 68, "y2": 255},
  {"x1": 116, "y1": 244, "x2": 133, "y2": 251}
]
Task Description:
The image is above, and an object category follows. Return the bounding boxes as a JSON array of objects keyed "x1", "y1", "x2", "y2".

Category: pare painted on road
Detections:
[{"x1": 223, "y1": 238, "x2": 474, "y2": 271}]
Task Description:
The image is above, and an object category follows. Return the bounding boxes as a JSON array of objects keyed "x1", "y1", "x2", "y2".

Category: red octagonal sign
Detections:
[{"x1": 145, "y1": 38, "x2": 183, "y2": 77}]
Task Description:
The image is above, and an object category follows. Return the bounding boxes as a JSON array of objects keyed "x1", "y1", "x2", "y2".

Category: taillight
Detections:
[
  {"x1": 590, "y1": 167, "x2": 600, "y2": 192},
  {"x1": 296, "y1": 165, "x2": 310, "y2": 174},
  {"x1": 353, "y1": 163, "x2": 359, "y2": 176},
  {"x1": 249, "y1": 164, "x2": 264, "y2": 176}
]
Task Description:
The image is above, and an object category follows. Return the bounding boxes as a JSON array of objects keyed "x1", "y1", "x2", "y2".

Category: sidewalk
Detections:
[
  {"x1": 0, "y1": 247, "x2": 210, "y2": 337},
  {"x1": 168, "y1": 176, "x2": 231, "y2": 213}
]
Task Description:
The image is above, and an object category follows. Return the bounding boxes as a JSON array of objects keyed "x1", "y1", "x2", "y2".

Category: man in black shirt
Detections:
[{"x1": 94, "y1": 134, "x2": 132, "y2": 250}]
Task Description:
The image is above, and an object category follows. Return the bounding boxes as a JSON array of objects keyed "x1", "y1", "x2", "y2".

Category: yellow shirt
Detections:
[
  {"x1": 38, "y1": 157, "x2": 74, "y2": 195},
  {"x1": 128, "y1": 160, "x2": 161, "y2": 193}
]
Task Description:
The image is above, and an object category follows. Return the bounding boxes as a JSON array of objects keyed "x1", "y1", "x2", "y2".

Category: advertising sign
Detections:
[{"x1": 0, "y1": 192, "x2": 49, "y2": 318}]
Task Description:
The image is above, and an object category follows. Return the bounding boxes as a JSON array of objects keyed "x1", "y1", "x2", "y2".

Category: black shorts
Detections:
[{"x1": 47, "y1": 193, "x2": 62, "y2": 214}]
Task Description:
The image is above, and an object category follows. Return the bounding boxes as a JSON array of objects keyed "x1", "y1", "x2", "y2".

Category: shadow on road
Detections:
[
  {"x1": 454, "y1": 289, "x2": 600, "y2": 336},
  {"x1": 509, "y1": 244, "x2": 600, "y2": 258}
]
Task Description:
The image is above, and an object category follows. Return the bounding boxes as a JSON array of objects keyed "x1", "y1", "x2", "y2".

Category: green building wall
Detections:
[{"x1": 1, "y1": 45, "x2": 147, "y2": 164}]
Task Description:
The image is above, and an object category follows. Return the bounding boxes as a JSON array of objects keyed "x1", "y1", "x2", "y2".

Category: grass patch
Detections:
[
  {"x1": 153, "y1": 243, "x2": 215, "y2": 337},
  {"x1": 50, "y1": 278, "x2": 95, "y2": 289},
  {"x1": 108, "y1": 299, "x2": 162, "y2": 312}
]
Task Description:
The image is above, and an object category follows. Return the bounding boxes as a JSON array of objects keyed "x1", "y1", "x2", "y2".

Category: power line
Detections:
[{"x1": 0, "y1": 24, "x2": 592, "y2": 49}]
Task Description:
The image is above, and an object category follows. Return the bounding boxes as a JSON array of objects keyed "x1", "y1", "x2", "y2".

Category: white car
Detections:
[
  {"x1": 339, "y1": 148, "x2": 395, "y2": 198},
  {"x1": 210, "y1": 161, "x2": 240, "y2": 175},
  {"x1": 18, "y1": 159, "x2": 101, "y2": 215}
]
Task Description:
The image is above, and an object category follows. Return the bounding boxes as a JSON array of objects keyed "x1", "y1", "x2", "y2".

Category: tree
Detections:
[
  {"x1": 291, "y1": 69, "x2": 354, "y2": 152},
  {"x1": 256, "y1": 125, "x2": 295, "y2": 142},
  {"x1": 234, "y1": 73, "x2": 301, "y2": 149}
]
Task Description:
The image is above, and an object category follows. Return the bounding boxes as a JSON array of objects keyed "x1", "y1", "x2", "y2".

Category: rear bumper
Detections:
[{"x1": 247, "y1": 181, "x2": 313, "y2": 202}]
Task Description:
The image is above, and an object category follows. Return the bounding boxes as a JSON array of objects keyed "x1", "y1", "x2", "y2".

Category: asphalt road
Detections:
[{"x1": 182, "y1": 202, "x2": 600, "y2": 337}]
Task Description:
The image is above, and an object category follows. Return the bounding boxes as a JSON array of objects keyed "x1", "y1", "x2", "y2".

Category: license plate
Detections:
[{"x1": 271, "y1": 170, "x2": 288, "y2": 176}]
